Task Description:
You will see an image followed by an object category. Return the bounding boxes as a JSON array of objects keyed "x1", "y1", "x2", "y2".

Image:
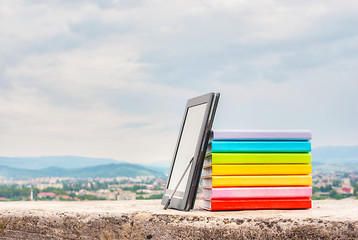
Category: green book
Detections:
[{"x1": 204, "y1": 153, "x2": 311, "y2": 167}]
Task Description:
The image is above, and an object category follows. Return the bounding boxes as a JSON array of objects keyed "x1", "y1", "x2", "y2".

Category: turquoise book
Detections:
[{"x1": 208, "y1": 141, "x2": 311, "y2": 153}]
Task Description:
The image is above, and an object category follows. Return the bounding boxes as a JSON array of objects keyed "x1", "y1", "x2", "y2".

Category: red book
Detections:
[{"x1": 201, "y1": 198, "x2": 311, "y2": 211}]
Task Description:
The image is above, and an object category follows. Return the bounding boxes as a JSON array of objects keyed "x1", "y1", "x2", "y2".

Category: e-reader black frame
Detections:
[{"x1": 161, "y1": 92, "x2": 220, "y2": 211}]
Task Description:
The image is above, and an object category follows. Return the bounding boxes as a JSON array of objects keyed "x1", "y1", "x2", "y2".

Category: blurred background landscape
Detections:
[
  {"x1": 1, "y1": 0, "x2": 357, "y2": 201},
  {"x1": 1, "y1": 145, "x2": 357, "y2": 201}
]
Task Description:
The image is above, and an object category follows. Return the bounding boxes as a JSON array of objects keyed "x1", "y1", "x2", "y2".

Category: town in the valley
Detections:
[
  {"x1": 0, "y1": 176, "x2": 166, "y2": 201},
  {"x1": 0, "y1": 171, "x2": 357, "y2": 201}
]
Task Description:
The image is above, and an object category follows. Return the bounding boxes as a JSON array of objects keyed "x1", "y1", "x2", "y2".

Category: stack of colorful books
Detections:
[{"x1": 201, "y1": 130, "x2": 312, "y2": 211}]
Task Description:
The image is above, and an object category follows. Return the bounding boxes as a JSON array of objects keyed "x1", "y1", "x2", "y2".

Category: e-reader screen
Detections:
[{"x1": 167, "y1": 103, "x2": 207, "y2": 195}]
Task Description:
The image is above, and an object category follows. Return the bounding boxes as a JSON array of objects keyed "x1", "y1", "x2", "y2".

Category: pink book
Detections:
[{"x1": 202, "y1": 186, "x2": 312, "y2": 199}]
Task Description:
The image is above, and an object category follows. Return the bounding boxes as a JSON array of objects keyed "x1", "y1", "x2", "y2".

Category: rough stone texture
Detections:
[{"x1": 0, "y1": 199, "x2": 357, "y2": 239}]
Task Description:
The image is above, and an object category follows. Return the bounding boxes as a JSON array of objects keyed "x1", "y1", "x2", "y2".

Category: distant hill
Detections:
[
  {"x1": 0, "y1": 156, "x2": 119, "y2": 169},
  {"x1": 0, "y1": 163, "x2": 163, "y2": 180},
  {"x1": 142, "y1": 160, "x2": 170, "y2": 174},
  {"x1": 311, "y1": 145, "x2": 358, "y2": 171},
  {"x1": 312, "y1": 145, "x2": 358, "y2": 162}
]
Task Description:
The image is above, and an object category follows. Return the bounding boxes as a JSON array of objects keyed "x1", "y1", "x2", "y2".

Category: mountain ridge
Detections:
[
  {"x1": 0, "y1": 163, "x2": 163, "y2": 180},
  {"x1": 312, "y1": 145, "x2": 358, "y2": 162},
  {"x1": 0, "y1": 156, "x2": 120, "y2": 169}
]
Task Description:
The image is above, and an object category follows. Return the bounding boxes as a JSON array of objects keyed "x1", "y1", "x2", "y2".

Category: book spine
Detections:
[
  {"x1": 205, "y1": 164, "x2": 312, "y2": 176},
  {"x1": 209, "y1": 175, "x2": 312, "y2": 187},
  {"x1": 212, "y1": 130, "x2": 312, "y2": 140},
  {"x1": 211, "y1": 141, "x2": 311, "y2": 153},
  {"x1": 209, "y1": 187, "x2": 312, "y2": 199},
  {"x1": 208, "y1": 198, "x2": 312, "y2": 211},
  {"x1": 210, "y1": 153, "x2": 311, "y2": 164}
]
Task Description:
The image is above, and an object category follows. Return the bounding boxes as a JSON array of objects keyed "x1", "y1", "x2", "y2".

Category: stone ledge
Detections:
[{"x1": 0, "y1": 199, "x2": 357, "y2": 239}]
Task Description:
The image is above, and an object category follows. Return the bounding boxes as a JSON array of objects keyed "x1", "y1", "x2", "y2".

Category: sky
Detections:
[{"x1": 0, "y1": 0, "x2": 357, "y2": 164}]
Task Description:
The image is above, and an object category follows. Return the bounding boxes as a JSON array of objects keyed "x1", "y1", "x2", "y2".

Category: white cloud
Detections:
[
  {"x1": 0, "y1": 0, "x2": 357, "y2": 163},
  {"x1": 212, "y1": 61, "x2": 358, "y2": 148}
]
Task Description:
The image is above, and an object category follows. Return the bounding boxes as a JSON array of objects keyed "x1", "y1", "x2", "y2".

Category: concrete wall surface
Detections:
[{"x1": 0, "y1": 199, "x2": 357, "y2": 239}]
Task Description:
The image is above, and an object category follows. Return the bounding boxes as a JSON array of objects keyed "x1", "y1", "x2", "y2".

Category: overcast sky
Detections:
[{"x1": 1, "y1": 0, "x2": 357, "y2": 164}]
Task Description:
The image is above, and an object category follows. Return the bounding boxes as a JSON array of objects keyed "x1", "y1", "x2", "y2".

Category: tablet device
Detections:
[{"x1": 161, "y1": 92, "x2": 220, "y2": 211}]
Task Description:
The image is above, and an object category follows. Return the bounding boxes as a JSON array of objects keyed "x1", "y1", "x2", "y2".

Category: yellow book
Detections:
[
  {"x1": 203, "y1": 164, "x2": 312, "y2": 176},
  {"x1": 202, "y1": 175, "x2": 312, "y2": 187}
]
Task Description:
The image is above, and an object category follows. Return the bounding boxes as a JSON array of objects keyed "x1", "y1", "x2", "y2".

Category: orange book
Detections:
[
  {"x1": 202, "y1": 164, "x2": 312, "y2": 176},
  {"x1": 201, "y1": 198, "x2": 312, "y2": 211}
]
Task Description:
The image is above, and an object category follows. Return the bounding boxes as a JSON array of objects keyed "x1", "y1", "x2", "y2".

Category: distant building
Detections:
[
  {"x1": 78, "y1": 189, "x2": 94, "y2": 195},
  {"x1": 36, "y1": 183, "x2": 63, "y2": 190},
  {"x1": 136, "y1": 189, "x2": 152, "y2": 194},
  {"x1": 58, "y1": 195, "x2": 72, "y2": 200},
  {"x1": 37, "y1": 192, "x2": 56, "y2": 198},
  {"x1": 117, "y1": 191, "x2": 136, "y2": 200},
  {"x1": 108, "y1": 184, "x2": 121, "y2": 190},
  {"x1": 342, "y1": 178, "x2": 351, "y2": 186},
  {"x1": 96, "y1": 189, "x2": 116, "y2": 200},
  {"x1": 316, "y1": 192, "x2": 330, "y2": 197},
  {"x1": 341, "y1": 187, "x2": 354, "y2": 194}
]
